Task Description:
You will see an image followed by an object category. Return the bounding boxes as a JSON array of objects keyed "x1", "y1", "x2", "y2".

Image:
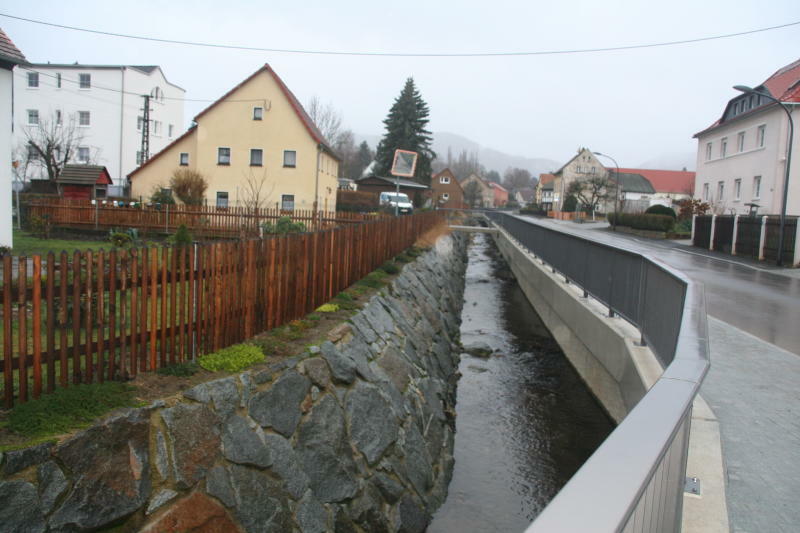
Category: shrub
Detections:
[
  {"x1": 198, "y1": 344, "x2": 264, "y2": 372},
  {"x1": 157, "y1": 361, "x2": 200, "y2": 377},
  {"x1": 170, "y1": 224, "x2": 193, "y2": 246},
  {"x1": 607, "y1": 213, "x2": 675, "y2": 232},
  {"x1": 150, "y1": 185, "x2": 175, "y2": 205},
  {"x1": 29, "y1": 214, "x2": 53, "y2": 239},
  {"x1": 337, "y1": 190, "x2": 378, "y2": 212},
  {"x1": 519, "y1": 205, "x2": 548, "y2": 216},
  {"x1": 262, "y1": 217, "x2": 306, "y2": 234},
  {"x1": 645, "y1": 204, "x2": 677, "y2": 219},
  {"x1": 677, "y1": 198, "x2": 710, "y2": 220},
  {"x1": 380, "y1": 260, "x2": 400, "y2": 274},
  {"x1": 315, "y1": 303, "x2": 340, "y2": 313},
  {"x1": 395, "y1": 252, "x2": 413, "y2": 263},
  {"x1": 170, "y1": 169, "x2": 208, "y2": 206},
  {"x1": 109, "y1": 232, "x2": 132, "y2": 248}
]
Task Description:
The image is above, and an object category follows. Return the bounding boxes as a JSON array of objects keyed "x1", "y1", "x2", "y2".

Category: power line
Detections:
[{"x1": 2, "y1": 12, "x2": 799, "y2": 58}]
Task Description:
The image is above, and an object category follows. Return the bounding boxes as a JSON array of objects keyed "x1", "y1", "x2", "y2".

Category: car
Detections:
[{"x1": 379, "y1": 192, "x2": 414, "y2": 215}]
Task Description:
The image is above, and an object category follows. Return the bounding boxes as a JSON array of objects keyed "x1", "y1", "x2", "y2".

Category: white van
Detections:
[{"x1": 379, "y1": 192, "x2": 414, "y2": 214}]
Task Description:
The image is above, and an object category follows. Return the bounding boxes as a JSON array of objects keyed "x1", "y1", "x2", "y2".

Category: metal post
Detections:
[
  {"x1": 395, "y1": 176, "x2": 400, "y2": 217},
  {"x1": 691, "y1": 214, "x2": 697, "y2": 243},
  {"x1": 709, "y1": 215, "x2": 716, "y2": 251},
  {"x1": 793, "y1": 218, "x2": 800, "y2": 267},
  {"x1": 758, "y1": 215, "x2": 768, "y2": 260},
  {"x1": 731, "y1": 214, "x2": 739, "y2": 255}
]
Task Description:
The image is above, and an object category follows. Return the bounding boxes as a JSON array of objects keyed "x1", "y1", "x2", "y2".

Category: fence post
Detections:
[
  {"x1": 793, "y1": 219, "x2": 800, "y2": 267},
  {"x1": 708, "y1": 214, "x2": 716, "y2": 251},
  {"x1": 95, "y1": 200, "x2": 99, "y2": 230},
  {"x1": 192, "y1": 242, "x2": 199, "y2": 360},
  {"x1": 165, "y1": 204, "x2": 170, "y2": 234},
  {"x1": 731, "y1": 215, "x2": 739, "y2": 255},
  {"x1": 758, "y1": 215, "x2": 768, "y2": 261},
  {"x1": 691, "y1": 214, "x2": 696, "y2": 243}
]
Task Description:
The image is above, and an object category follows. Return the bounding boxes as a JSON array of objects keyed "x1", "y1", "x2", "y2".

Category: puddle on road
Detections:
[{"x1": 428, "y1": 232, "x2": 614, "y2": 532}]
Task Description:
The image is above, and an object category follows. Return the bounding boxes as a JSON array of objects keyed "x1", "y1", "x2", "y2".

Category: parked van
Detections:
[{"x1": 379, "y1": 192, "x2": 414, "y2": 214}]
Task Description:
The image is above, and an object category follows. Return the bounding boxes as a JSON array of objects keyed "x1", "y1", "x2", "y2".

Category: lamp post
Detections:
[
  {"x1": 593, "y1": 152, "x2": 620, "y2": 231},
  {"x1": 734, "y1": 85, "x2": 794, "y2": 266}
]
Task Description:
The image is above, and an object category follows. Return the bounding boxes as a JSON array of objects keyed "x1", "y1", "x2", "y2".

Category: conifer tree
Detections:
[{"x1": 374, "y1": 78, "x2": 436, "y2": 185}]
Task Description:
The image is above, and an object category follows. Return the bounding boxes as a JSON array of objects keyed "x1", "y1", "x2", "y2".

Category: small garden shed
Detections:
[{"x1": 57, "y1": 165, "x2": 112, "y2": 200}]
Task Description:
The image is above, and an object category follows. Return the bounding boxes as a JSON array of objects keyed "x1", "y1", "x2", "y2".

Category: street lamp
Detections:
[
  {"x1": 734, "y1": 85, "x2": 794, "y2": 266},
  {"x1": 593, "y1": 151, "x2": 620, "y2": 231}
]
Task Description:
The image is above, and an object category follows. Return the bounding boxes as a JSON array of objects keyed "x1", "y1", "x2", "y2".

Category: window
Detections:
[
  {"x1": 218, "y1": 147, "x2": 231, "y2": 165},
  {"x1": 706, "y1": 142, "x2": 712, "y2": 161},
  {"x1": 136, "y1": 151, "x2": 143, "y2": 165},
  {"x1": 591, "y1": 166, "x2": 596, "y2": 174},
  {"x1": 250, "y1": 149, "x2": 263, "y2": 166},
  {"x1": 56, "y1": 73, "x2": 61, "y2": 88},
  {"x1": 753, "y1": 176, "x2": 761, "y2": 199},
  {"x1": 253, "y1": 107, "x2": 263, "y2": 120},
  {"x1": 283, "y1": 150, "x2": 297, "y2": 168},
  {"x1": 717, "y1": 181, "x2": 724, "y2": 201},
  {"x1": 78, "y1": 111, "x2": 90, "y2": 126},
  {"x1": 27, "y1": 143, "x2": 38, "y2": 160},
  {"x1": 153, "y1": 120, "x2": 162, "y2": 135},
  {"x1": 79, "y1": 73, "x2": 91, "y2": 89},
  {"x1": 95, "y1": 187, "x2": 107, "y2": 199},
  {"x1": 179, "y1": 153, "x2": 189, "y2": 166},
  {"x1": 168, "y1": 124, "x2": 174, "y2": 138},
  {"x1": 281, "y1": 194, "x2": 295, "y2": 211},
  {"x1": 737, "y1": 132, "x2": 745, "y2": 152},
  {"x1": 757, "y1": 125, "x2": 766, "y2": 147},
  {"x1": 55, "y1": 109, "x2": 62, "y2": 126},
  {"x1": 137, "y1": 116, "x2": 143, "y2": 131},
  {"x1": 720, "y1": 138, "x2": 727, "y2": 158},
  {"x1": 702, "y1": 183, "x2": 709, "y2": 200},
  {"x1": 442, "y1": 193, "x2": 450, "y2": 201},
  {"x1": 78, "y1": 147, "x2": 90, "y2": 163},
  {"x1": 27, "y1": 72, "x2": 39, "y2": 88},
  {"x1": 216, "y1": 192, "x2": 229, "y2": 208},
  {"x1": 27, "y1": 109, "x2": 39, "y2": 125},
  {"x1": 576, "y1": 165, "x2": 582, "y2": 173},
  {"x1": 150, "y1": 87, "x2": 163, "y2": 102},
  {"x1": 440, "y1": 175, "x2": 450, "y2": 184},
  {"x1": 734, "y1": 179, "x2": 741, "y2": 201}
]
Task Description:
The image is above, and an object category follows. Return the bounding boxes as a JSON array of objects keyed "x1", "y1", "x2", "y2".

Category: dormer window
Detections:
[{"x1": 440, "y1": 175, "x2": 450, "y2": 184}]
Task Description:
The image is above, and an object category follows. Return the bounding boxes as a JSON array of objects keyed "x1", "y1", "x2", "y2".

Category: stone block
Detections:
[
  {"x1": 0, "y1": 480, "x2": 45, "y2": 533},
  {"x1": 140, "y1": 492, "x2": 238, "y2": 533},
  {"x1": 161, "y1": 403, "x2": 221, "y2": 489},
  {"x1": 346, "y1": 382, "x2": 399, "y2": 465},
  {"x1": 249, "y1": 370, "x2": 311, "y2": 437}
]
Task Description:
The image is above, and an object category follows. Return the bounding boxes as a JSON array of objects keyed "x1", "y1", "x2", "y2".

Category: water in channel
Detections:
[{"x1": 428, "y1": 233, "x2": 614, "y2": 532}]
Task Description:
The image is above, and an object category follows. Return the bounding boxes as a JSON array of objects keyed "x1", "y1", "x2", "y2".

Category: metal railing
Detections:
[{"x1": 486, "y1": 212, "x2": 709, "y2": 533}]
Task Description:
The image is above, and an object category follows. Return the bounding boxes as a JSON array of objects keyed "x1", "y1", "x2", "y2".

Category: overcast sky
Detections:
[{"x1": 3, "y1": 0, "x2": 799, "y2": 170}]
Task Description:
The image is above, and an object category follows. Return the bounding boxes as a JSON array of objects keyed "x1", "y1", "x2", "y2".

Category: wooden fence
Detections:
[
  {"x1": 1, "y1": 211, "x2": 444, "y2": 408},
  {"x1": 24, "y1": 199, "x2": 386, "y2": 238}
]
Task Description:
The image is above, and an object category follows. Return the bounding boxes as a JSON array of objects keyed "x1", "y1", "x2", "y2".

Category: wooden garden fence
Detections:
[
  {"x1": 1, "y1": 211, "x2": 444, "y2": 408},
  {"x1": 25, "y1": 199, "x2": 386, "y2": 238}
]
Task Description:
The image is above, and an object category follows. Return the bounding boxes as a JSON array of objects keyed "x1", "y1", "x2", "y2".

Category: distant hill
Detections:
[
  {"x1": 635, "y1": 153, "x2": 696, "y2": 172},
  {"x1": 355, "y1": 131, "x2": 561, "y2": 178}
]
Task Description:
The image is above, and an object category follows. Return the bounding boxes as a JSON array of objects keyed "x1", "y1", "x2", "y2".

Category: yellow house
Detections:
[{"x1": 129, "y1": 64, "x2": 340, "y2": 211}]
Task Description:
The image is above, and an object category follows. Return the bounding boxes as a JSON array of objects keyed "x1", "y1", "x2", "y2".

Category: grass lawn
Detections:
[{"x1": 11, "y1": 229, "x2": 110, "y2": 257}]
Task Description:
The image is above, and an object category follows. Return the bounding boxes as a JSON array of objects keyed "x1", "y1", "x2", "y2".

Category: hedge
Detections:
[
  {"x1": 607, "y1": 213, "x2": 675, "y2": 232},
  {"x1": 644, "y1": 204, "x2": 677, "y2": 218}
]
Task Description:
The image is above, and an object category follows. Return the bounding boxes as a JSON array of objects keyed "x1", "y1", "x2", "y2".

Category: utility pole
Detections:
[{"x1": 140, "y1": 94, "x2": 151, "y2": 165}]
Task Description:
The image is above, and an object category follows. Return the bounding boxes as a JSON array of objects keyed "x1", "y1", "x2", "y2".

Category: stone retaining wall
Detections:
[{"x1": 0, "y1": 234, "x2": 467, "y2": 533}]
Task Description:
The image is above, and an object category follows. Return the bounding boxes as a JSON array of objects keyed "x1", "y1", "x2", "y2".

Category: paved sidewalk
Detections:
[{"x1": 703, "y1": 317, "x2": 800, "y2": 533}]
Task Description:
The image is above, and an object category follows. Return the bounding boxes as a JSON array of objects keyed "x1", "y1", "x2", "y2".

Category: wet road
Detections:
[
  {"x1": 520, "y1": 217, "x2": 800, "y2": 356},
  {"x1": 428, "y1": 233, "x2": 613, "y2": 532}
]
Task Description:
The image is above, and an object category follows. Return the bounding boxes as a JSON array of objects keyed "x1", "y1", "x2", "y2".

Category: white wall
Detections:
[
  {"x1": 695, "y1": 106, "x2": 799, "y2": 216},
  {"x1": 0, "y1": 67, "x2": 13, "y2": 247},
  {"x1": 12, "y1": 65, "x2": 184, "y2": 191}
]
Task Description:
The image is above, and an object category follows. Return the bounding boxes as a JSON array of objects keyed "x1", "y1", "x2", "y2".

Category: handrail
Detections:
[{"x1": 485, "y1": 212, "x2": 709, "y2": 533}]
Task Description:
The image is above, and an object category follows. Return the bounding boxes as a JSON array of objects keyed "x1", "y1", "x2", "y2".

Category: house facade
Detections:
[
  {"x1": 693, "y1": 58, "x2": 800, "y2": 216},
  {"x1": 431, "y1": 168, "x2": 466, "y2": 208},
  {"x1": 130, "y1": 64, "x2": 340, "y2": 212},
  {"x1": 0, "y1": 28, "x2": 26, "y2": 248},
  {"x1": 551, "y1": 148, "x2": 608, "y2": 211},
  {"x1": 614, "y1": 168, "x2": 694, "y2": 208},
  {"x1": 14, "y1": 64, "x2": 185, "y2": 194},
  {"x1": 489, "y1": 181, "x2": 509, "y2": 207},
  {"x1": 537, "y1": 173, "x2": 556, "y2": 209},
  {"x1": 460, "y1": 174, "x2": 493, "y2": 208}
]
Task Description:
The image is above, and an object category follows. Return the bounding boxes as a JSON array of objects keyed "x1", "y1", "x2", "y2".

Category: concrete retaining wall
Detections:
[
  {"x1": 0, "y1": 234, "x2": 467, "y2": 533},
  {"x1": 492, "y1": 228, "x2": 662, "y2": 423}
]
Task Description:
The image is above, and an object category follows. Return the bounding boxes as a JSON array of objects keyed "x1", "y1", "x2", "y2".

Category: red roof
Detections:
[
  {"x1": 762, "y1": 58, "x2": 800, "y2": 103},
  {"x1": 489, "y1": 182, "x2": 508, "y2": 192},
  {"x1": 0, "y1": 27, "x2": 26, "y2": 65},
  {"x1": 615, "y1": 168, "x2": 695, "y2": 195},
  {"x1": 538, "y1": 173, "x2": 555, "y2": 185}
]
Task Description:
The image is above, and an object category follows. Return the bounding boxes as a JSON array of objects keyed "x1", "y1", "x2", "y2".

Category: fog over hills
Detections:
[
  {"x1": 357, "y1": 132, "x2": 695, "y2": 177},
  {"x1": 357, "y1": 132, "x2": 561, "y2": 178}
]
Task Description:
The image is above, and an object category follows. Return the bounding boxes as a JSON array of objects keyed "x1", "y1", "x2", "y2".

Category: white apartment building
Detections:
[
  {"x1": 693, "y1": 58, "x2": 799, "y2": 216},
  {"x1": 1, "y1": 28, "x2": 26, "y2": 248},
  {"x1": 13, "y1": 63, "x2": 185, "y2": 194}
]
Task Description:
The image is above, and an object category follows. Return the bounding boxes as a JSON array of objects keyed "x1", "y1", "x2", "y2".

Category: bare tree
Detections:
[
  {"x1": 463, "y1": 181, "x2": 483, "y2": 208},
  {"x1": 567, "y1": 177, "x2": 611, "y2": 220},
  {"x1": 502, "y1": 167, "x2": 534, "y2": 191},
  {"x1": 170, "y1": 169, "x2": 208, "y2": 206},
  {"x1": 239, "y1": 168, "x2": 276, "y2": 212},
  {"x1": 17, "y1": 111, "x2": 91, "y2": 182},
  {"x1": 307, "y1": 96, "x2": 344, "y2": 146}
]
